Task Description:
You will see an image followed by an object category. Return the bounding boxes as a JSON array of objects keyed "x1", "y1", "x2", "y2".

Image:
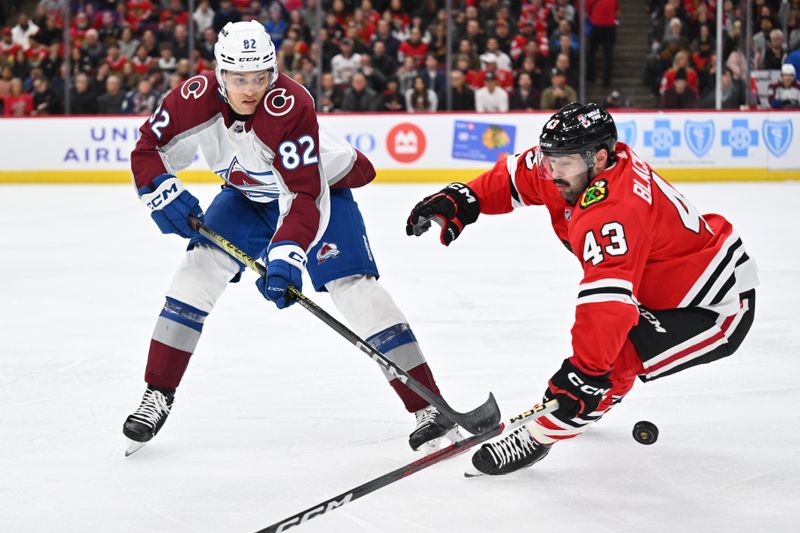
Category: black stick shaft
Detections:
[
  {"x1": 192, "y1": 219, "x2": 500, "y2": 435},
  {"x1": 256, "y1": 425, "x2": 504, "y2": 533},
  {"x1": 256, "y1": 399, "x2": 559, "y2": 533}
]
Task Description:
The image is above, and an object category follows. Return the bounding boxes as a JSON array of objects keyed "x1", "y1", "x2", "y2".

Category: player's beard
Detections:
[{"x1": 554, "y1": 171, "x2": 590, "y2": 205}]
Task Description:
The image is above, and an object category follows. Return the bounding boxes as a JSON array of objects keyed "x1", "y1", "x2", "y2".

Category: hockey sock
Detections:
[
  {"x1": 144, "y1": 297, "x2": 207, "y2": 390},
  {"x1": 366, "y1": 323, "x2": 441, "y2": 413}
]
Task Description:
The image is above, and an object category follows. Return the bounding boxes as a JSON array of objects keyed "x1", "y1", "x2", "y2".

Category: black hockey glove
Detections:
[
  {"x1": 405, "y1": 183, "x2": 480, "y2": 246},
  {"x1": 544, "y1": 358, "x2": 612, "y2": 420}
]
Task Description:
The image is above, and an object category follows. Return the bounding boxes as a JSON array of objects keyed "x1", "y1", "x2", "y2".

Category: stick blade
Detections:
[{"x1": 453, "y1": 392, "x2": 501, "y2": 436}]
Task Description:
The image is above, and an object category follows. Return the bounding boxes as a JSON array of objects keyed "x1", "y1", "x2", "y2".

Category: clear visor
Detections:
[
  {"x1": 537, "y1": 149, "x2": 590, "y2": 182},
  {"x1": 224, "y1": 69, "x2": 274, "y2": 90}
]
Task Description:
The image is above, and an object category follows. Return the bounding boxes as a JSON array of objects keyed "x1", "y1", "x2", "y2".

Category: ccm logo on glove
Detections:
[
  {"x1": 140, "y1": 176, "x2": 183, "y2": 210},
  {"x1": 567, "y1": 371, "x2": 611, "y2": 397}
]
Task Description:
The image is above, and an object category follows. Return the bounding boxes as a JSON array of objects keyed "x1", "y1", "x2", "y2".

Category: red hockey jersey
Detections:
[
  {"x1": 468, "y1": 143, "x2": 758, "y2": 375},
  {"x1": 131, "y1": 71, "x2": 344, "y2": 253}
]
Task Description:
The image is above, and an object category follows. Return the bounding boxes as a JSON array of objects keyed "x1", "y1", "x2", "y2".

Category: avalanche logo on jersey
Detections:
[
  {"x1": 316, "y1": 242, "x2": 341, "y2": 264},
  {"x1": 580, "y1": 179, "x2": 608, "y2": 209},
  {"x1": 215, "y1": 156, "x2": 279, "y2": 200}
]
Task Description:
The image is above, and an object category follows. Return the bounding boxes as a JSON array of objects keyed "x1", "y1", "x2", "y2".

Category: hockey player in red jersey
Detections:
[
  {"x1": 123, "y1": 21, "x2": 454, "y2": 455},
  {"x1": 406, "y1": 102, "x2": 758, "y2": 475}
]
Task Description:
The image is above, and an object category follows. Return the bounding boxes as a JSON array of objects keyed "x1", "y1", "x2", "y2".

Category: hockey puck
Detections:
[{"x1": 632, "y1": 421, "x2": 659, "y2": 445}]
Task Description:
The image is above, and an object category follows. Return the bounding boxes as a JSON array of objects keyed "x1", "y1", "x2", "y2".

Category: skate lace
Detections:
[
  {"x1": 487, "y1": 427, "x2": 537, "y2": 467},
  {"x1": 131, "y1": 389, "x2": 171, "y2": 428},
  {"x1": 414, "y1": 406, "x2": 439, "y2": 429}
]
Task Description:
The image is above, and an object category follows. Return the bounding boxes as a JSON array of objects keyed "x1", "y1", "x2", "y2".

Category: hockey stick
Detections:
[
  {"x1": 255, "y1": 399, "x2": 558, "y2": 533},
  {"x1": 189, "y1": 218, "x2": 501, "y2": 436}
]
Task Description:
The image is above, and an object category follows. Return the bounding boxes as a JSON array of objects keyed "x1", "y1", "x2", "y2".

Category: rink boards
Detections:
[{"x1": 0, "y1": 110, "x2": 798, "y2": 183}]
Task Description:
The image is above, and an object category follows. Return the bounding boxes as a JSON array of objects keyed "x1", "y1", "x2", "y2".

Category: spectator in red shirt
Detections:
[
  {"x1": 105, "y1": 42, "x2": 129, "y2": 74},
  {"x1": 478, "y1": 55, "x2": 514, "y2": 92},
  {"x1": 25, "y1": 35, "x2": 49, "y2": 68},
  {"x1": 660, "y1": 67, "x2": 698, "y2": 108},
  {"x1": 587, "y1": 0, "x2": 619, "y2": 87},
  {"x1": 330, "y1": 0, "x2": 349, "y2": 26},
  {"x1": 132, "y1": 45, "x2": 156, "y2": 75},
  {"x1": 398, "y1": 26, "x2": 428, "y2": 68},
  {"x1": 660, "y1": 50, "x2": 699, "y2": 94},
  {"x1": 1, "y1": 28, "x2": 22, "y2": 61},
  {"x1": 456, "y1": 54, "x2": 482, "y2": 90},
  {"x1": 3, "y1": 78, "x2": 34, "y2": 116},
  {"x1": 69, "y1": 11, "x2": 90, "y2": 48},
  {"x1": 126, "y1": 1, "x2": 153, "y2": 34},
  {"x1": 160, "y1": 0, "x2": 189, "y2": 27},
  {"x1": 388, "y1": 0, "x2": 411, "y2": 31}
]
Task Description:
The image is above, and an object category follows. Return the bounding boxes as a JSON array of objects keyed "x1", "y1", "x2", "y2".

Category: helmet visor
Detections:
[
  {"x1": 224, "y1": 68, "x2": 274, "y2": 90},
  {"x1": 537, "y1": 149, "x2": 590, "y2": 183}
]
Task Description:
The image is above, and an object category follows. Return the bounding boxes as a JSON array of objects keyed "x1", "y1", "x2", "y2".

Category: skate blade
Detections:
[
  {"x1": 125, "y1": 439, "x2": 146, "y2": 457},
  {"x1": 464, "y1": 468, "x2": 487, "y2": 478},
  {"x1": 416, "y1": 426, "x2": 467, "y2": 454}
]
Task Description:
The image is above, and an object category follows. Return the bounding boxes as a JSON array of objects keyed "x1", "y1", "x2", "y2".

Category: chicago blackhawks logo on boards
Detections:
[
  {"x1": 580, "y1": 179, "x2": 608, "y2": 209},
  {"x1": 180, "y1": 75, "x2": 208, "y2": 100},
  {"x1": 264, "y1": 87, "x2": 295, "y2": 117}
]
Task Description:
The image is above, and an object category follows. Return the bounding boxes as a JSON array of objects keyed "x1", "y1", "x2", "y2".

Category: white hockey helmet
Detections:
[{"x1": 214, "y1": 20, "x2": 278, "y2": 100}]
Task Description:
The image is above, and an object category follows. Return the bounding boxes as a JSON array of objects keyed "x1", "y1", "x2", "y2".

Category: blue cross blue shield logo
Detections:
[
  {"x1": 721, "y1": 119, "x2": 758, "y2": 157},
  {"x1": 762, "y1": 119, "x2": 793, "y2": 158},
  {"x1": 616, "y1": 121, "x2": 636, "y2": 147},
  {"x1": 643, "y1": 119, "x2": 680, "y2": 158},
  {"x1": 684, "y1": 120, "x2": 714, "y2": 158}
]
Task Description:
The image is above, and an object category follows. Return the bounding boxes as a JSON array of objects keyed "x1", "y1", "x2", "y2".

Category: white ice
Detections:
[{"x1": 1, "y1": 183, "x2": 798, "y2": 533}]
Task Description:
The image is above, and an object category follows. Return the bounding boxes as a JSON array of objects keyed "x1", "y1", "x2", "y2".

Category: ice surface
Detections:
[{"x1": 1, "y1": 183, "x2": 798, "y2": 533}]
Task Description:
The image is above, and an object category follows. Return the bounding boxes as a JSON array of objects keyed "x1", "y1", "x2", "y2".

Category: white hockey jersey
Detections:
[{"x1": 131, "y1": 71, "x2": 356, "y2": 251}]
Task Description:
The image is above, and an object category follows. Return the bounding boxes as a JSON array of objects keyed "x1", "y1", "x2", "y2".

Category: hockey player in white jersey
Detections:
[{"x1": 123, "y1": 21, "x2": 454, "y2": 455}]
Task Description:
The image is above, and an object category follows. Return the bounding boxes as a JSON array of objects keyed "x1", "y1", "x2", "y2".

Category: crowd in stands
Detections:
[
  {"x1": 644, "y1": 0, "x2": 800, "y2": 109},
  {"x1": 2, "y1": 0, "x2": 795, "y2": 115},
  {"x1": 0, "y1": 0, "x2": 613, "y2": 116}
]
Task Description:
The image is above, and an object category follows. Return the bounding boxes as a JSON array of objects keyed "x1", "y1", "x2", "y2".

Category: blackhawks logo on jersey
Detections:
[{"x1": 580, "y1": 179, "x2": 608, "y2": 209}]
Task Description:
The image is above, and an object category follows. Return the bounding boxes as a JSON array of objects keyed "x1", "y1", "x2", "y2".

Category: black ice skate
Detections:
[
  {"x1": 409, "y1": 405, "x2": 459, "y2": 451},
  {"x1": 123, "y1": 385, "x2": 174, "y2": 456},
  {"x1": 470, "y1": 425, "x2": 551, "y2": 476}
]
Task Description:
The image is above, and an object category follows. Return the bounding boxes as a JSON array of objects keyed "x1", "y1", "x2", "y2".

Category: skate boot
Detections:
[
  {"x1": 123, "y1": 385, "x2": 174, "y2": 456},
  {"x1": 471, "y1": 425, "x2": 551, "y2": 475},
  {"x1": 409, "y1": 405, "x2": 459, "y2": 451}
]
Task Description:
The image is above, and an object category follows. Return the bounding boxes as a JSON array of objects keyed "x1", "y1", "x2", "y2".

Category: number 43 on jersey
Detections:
[{"x1": 582, "y1": 175, "x2": 711, "y2": 267}]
